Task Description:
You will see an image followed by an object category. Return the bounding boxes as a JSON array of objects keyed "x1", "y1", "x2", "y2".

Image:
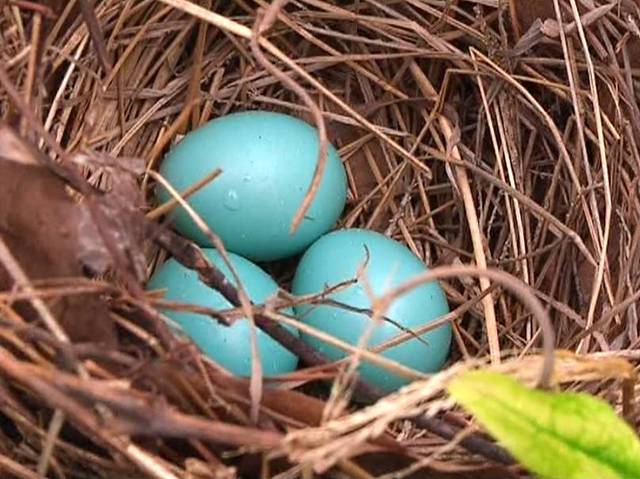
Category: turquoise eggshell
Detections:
[
  {"x1": 292, "y1": 229, "x2": 451, "y2": 393},
  {"x1": 158, "y1": 111, "x2": 347, "y2": 261},
  {"x1": 147, "y1": 249, "x2": 298, "y2": 377}
]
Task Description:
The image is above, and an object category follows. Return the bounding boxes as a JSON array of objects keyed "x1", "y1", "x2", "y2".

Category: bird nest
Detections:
[{"x1": 0, "y1": 0, "x2": 639, "y2": 478}]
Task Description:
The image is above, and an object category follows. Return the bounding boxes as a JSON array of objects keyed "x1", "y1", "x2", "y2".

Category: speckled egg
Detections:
[
  {"x1": 147, "y1": 249, "x2": 298, "y2": 376},
  {"x1": 158, "y1": 111, "x2": 347, "y2": 261},
  {"x1": 292, "y1": 229, "x2": 451, "y2": 392}
]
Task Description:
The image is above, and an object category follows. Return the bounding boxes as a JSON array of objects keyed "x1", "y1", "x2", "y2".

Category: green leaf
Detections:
[{"x1": 448, "y1": 370, "x2": 640, "y2": 479}]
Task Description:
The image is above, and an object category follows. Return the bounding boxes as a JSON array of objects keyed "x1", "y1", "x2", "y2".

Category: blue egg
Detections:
[
  {"x1": 158, "y1": 111, "x2": 347, "y2": 261},
  {"x1": 147, "y1": 249, "x2": 298, "y2": 376},
  {"x1": 292, "y1": 229, "x2": 451, "y2": 392}
]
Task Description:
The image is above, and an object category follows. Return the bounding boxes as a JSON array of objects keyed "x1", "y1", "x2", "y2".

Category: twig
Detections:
[
  {"x1": 374, "y1": 266, "x2": 555, "y2": 388},
  {"x1": 146, "y1": 168, "x2": 222, "y2": 220},
  {"x1": 36, "y1": 408, "x2": 65, "y2": 477},
  {"x1": 250, "y1": 0, "x2": 328, "y2": 234},
  {"x1": 409, "y1": 61, "x2": 500, "y2": 365},
  {"x1": 563, "y1": 0, "x2": 612, "y2": 353},
  {"x1": 78, "y1": 0, "x2": 112, "y2": 74}
]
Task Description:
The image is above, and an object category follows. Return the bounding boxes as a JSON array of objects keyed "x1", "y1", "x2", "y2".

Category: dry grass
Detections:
[{"x1": 0, "y1": 0, "x2": 639, "y2": 477}]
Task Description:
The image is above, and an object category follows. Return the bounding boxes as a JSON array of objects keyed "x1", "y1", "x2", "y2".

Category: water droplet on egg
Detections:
[{"x1": 224, "y1": 190, "x2": 240, "y2": 211}]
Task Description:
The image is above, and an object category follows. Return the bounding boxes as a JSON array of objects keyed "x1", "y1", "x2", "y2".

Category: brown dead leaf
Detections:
[
  {"x1": 72, "y1": 151, "x2": 148, "y2": 282},
  {"x1": 0, "y1": 125, "x2": 117, "y2": 346},
  {"x1": 337, "y1": 125, "x2": 395, "y2": 229},
  {"x1": 509, "y1": 0, "x2": 558, "y2": 38}
]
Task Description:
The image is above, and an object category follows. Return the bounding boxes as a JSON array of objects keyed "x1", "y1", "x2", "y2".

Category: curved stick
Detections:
[
  {"x1": 376, "y1": 265, "x2": 556, "y2": 389},
  {"x1": 250, "y1": 1, "x2": 328, "y2": 234}
]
